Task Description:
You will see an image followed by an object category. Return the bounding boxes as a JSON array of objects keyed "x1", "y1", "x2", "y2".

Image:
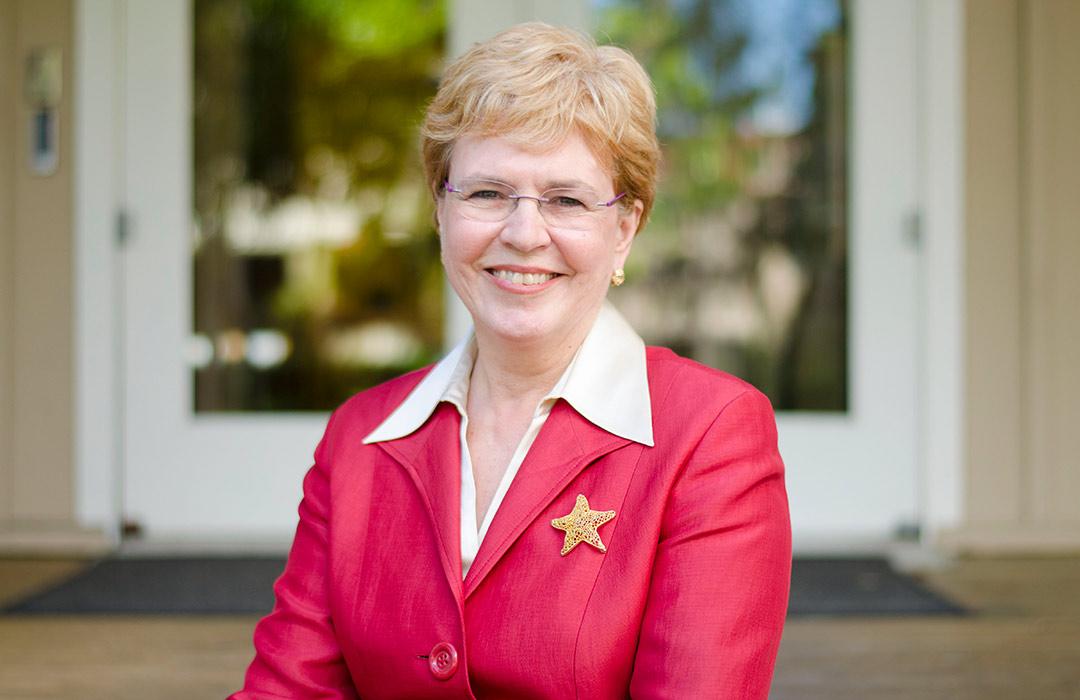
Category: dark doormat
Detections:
[
  {"x1": 788, "y1": 558, "x2": 965, "y2": 616},
  {"x1": 3, "y1": 556, "x2": 965, "y2": 616},
  {"x1": 3, "y1": 557, "x2": 284, "y2": 615}
]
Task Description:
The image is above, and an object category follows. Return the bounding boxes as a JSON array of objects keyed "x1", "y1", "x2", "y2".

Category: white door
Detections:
[
  {"x1": 119, "y1": 0, "x2": 920, "y2": 544},
  {"x1": 121, "y1": 2, "x2": 327, "y2": 540},
  {"x1": 777, "y1": 2, "x2": 922, "y2": 543}
]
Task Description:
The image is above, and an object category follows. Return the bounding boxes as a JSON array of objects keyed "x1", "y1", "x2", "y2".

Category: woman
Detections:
[{"x1": 232, "y1": 22, "x2": 790, "y2": 700}]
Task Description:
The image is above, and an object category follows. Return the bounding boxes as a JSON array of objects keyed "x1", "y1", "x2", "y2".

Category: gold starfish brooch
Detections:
[{"x1": 550, "y1": 493, "x2": 616, "y2": 556}]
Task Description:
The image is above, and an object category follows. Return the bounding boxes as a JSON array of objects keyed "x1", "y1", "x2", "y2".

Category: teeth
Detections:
[{"x1": 491, "y1": 269, "x2": 557, "y2": 285}]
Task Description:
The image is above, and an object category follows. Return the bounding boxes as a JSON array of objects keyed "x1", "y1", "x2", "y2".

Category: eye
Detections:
[
  {"x1": 458, "y1": 181, "x2": 513, "y2": 203},
  {"x1": 469, "y1": 189, "x2": 506, "y2": 201},
  {"x1": 549, "y1": 193, "x2": 588, "y2": 209}
]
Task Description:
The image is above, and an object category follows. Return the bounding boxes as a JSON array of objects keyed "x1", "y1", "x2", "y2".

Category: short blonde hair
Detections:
[{"x1": 421, "y1": 22, "x2": 660, "y2": 232}]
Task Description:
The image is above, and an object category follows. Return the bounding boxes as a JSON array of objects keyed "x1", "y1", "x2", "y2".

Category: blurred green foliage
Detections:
[
  {"x1": 193, "y1": 0, "x2": 445, "y2": 411},
  {"x1": 596, "y1": 0, "x2": 848, "y2": 410}
]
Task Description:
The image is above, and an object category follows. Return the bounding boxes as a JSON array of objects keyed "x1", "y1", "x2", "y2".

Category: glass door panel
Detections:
[
  {"x1": 192, "y1": 0, "x2": 446, "y2": 412},
  {"x1": 593, "y1": 0, "x2": 848, "y2": 411}
]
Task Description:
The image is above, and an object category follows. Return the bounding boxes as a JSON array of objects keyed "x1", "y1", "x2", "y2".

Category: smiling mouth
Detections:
[{"x1": 487, "y1": 269, "x2": 560, "y2": 286}]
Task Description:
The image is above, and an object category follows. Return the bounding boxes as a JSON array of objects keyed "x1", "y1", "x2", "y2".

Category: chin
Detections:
[{"x1": 473, "y1": 304, "x2": 567, "y2": 345}]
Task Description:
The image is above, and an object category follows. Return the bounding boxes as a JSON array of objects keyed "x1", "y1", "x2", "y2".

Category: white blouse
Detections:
[{"x1": 363, "y1": 301, "x2": 654, "y2": 577}]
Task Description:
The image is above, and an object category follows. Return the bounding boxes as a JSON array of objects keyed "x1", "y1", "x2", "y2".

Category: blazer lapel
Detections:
[
  {"x1": 463, "y1": 400, "x2": 632, "y2": 599},
  {"x1": 375, "y1": 402, "x2": 464, "y2": 608}
]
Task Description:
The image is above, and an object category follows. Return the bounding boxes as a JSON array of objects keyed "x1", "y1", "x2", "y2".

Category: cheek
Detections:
[
  {"x1": 439, "y1": 237, "x2": 465, "y2": 280},
  {"x1": 439, "y1": 221, "x2": 487, "y2": 271},
  {"x1": 558, "y1": 230, "x2": 619, "y2": 277}
]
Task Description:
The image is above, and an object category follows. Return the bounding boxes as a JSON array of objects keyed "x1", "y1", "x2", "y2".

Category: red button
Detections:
[{"x1": 428, "y1": 641, "x2": 458, "y2": 680}]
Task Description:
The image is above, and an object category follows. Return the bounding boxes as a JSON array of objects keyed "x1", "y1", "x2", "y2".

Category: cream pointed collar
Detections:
[{"x1": 362, "y1": 301, "x2": 654, "y2": 447}]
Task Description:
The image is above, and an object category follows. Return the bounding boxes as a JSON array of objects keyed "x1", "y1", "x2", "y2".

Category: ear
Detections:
[
  {"x1": 434, "y1": 194, "x2": 446, "y2": 237},
  {"x1": 613, "y1": 198, "x2": 643, "y2": 268}
]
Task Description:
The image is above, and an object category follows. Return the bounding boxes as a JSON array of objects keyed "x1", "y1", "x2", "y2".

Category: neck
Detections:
[{"x1": 469, "y1": 306, "x2": 601, "y2": 409}]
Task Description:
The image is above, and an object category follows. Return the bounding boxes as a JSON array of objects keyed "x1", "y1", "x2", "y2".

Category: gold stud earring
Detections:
[{"x1": 610, "y1": 269, "x2": 626, "y2": 287}]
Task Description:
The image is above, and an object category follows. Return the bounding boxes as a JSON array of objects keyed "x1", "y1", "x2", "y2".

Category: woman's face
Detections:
[{"x1": 436, "y1": 132, "x2": 642, "y2": 348}]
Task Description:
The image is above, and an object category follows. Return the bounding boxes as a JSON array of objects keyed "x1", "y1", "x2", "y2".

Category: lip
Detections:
[
  {"x1": 487, "y1": 264, "x2": 559, "y2": 274},
  {"x1": 484, "y1": 266, "x2": 564, "y2": 294}
]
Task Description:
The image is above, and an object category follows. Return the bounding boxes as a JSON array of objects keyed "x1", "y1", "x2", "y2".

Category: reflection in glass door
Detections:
[
  {"x1": 191, "y1": 0, "x2": 446, "y2": 412},
  {"x1": 594, "y1": 0, "x2": 848, "y2": 411}
]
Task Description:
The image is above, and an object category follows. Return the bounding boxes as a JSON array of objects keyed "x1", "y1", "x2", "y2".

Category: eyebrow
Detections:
[
  {"x1": 459, "y1": 174, "x2": 600, "y2": 193},
  {"x1": 543, "y1": 178, "x2": 598, "y2": 192}
]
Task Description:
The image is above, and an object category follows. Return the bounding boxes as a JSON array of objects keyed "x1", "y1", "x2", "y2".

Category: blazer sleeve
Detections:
[
  {"x1": 229, "y1": 409, "x2": 359, "y2": 700},
  {"x1": 629, "y1": 388, "x2": 792, "y2": 700}
]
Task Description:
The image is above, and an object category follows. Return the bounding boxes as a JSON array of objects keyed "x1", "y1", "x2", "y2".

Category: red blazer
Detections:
[{"x1": 231, "y1": 346, "x2": 791, "y2": 699}]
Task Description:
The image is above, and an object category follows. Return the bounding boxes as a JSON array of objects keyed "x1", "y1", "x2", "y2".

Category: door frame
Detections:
[{"x1": 73, "y1": 0, "x2": 124, "y2": 544}]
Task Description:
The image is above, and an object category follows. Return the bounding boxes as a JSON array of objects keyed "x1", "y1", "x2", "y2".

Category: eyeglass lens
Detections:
[{"x1": 446, "y1": 179, "x2": 617, "y2": 228}]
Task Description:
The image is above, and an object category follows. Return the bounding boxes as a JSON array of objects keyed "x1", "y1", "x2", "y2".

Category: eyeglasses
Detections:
[{"x1": 443, "y1": 179, "x2": 625, "y2": 230}]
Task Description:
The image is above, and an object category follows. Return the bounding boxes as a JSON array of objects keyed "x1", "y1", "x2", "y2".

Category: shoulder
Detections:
[
  {"x1": 645, "y1": 345, "x2": 771, "y2": 413},
  {"x1": 644, "y1": 345, "x2": 777, "y2": 450},
  {"x1": 320, "y1": 364, "x2": 434, "y2": 442}
]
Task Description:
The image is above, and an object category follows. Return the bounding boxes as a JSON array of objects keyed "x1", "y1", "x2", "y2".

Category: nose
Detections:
[{"x1": 499, "y1": 196, "x2": 551, "y2": 252}]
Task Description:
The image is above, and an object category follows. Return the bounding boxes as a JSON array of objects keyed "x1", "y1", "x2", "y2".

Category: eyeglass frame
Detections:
[{"x1": 441, "y1": 179, "x2": 626, "y2": 224}]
